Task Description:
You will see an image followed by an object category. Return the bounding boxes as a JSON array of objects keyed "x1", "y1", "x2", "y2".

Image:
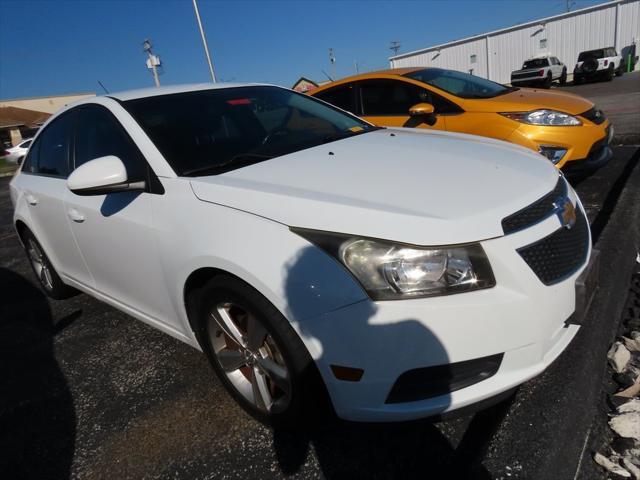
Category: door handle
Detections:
[
  {"x1": 67, "y1": 208, "x2": 86, "y2": 223},
  {"x1": 25, "y1": 194, "x2": 38, "y2": 206}
]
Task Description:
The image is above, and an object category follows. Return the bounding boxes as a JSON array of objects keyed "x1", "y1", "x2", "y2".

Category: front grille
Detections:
[
  {"x1": 511, "y1": 71, "x2": 540, "y2": 80},
  {"x1": 502, "y1": 176, "x2": 566, "y2": 234},
  {"x1": 580, "y1": 107, "x2": 606, "y2": 125},
  {"x1": 517, "y1": 207, "x2": 590, "y2": 285}
]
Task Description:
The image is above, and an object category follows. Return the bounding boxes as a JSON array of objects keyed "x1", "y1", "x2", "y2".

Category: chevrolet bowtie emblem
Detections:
[{"x1": 554, "y1": 196, "x2": 576, "y2": 230}]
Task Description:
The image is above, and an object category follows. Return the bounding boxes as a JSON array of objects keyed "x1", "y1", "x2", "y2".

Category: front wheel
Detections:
[{"x1": 191, "y1": 274, "x2": 330, "y2": 428}]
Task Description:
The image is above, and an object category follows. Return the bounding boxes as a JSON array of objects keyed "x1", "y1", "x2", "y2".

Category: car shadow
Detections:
[
  {"x1": 0, "y1": 267, "x2": 78, "y2": 479},
  {"x1": 272, "y1": 246, "x2": 512, "y2": 478}
]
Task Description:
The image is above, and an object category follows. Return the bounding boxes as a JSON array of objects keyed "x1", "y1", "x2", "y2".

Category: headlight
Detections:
[
  {"x1": 293, "y1": 229, "x2": 495, "y2": 300},
  {"x1": 500, "y1": 109, "x2": 582, "y2": 126}
]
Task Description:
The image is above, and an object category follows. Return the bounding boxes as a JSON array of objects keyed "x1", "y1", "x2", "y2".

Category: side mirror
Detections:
[
  {"x1": 67, "y1": 155, "x2": 144, "y2": 196},
  {"x1": 409, "y1": 102, "x2": 435, "y2": 117}
]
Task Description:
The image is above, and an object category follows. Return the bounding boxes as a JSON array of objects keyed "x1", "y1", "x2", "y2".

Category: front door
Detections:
[
  {"x1": 63, "y1": 104, "x2": 175, "y2": 327},
  {"x1": 357, "y1": 79, "x2": 446, "y2": 130}
]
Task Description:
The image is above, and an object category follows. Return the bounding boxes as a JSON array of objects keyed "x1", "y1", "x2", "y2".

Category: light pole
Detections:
[
  {"x1": 142, "y1": 39, "x2": 161, "y2": 87},
  {"x1": 192, "y1": 0, "x2": 217, "y2": 83}
]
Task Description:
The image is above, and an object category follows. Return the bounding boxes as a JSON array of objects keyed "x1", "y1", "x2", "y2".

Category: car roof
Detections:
[
  {"x1": 325, "y1": 67, "x2": 423, "y2": 84},
  {"x1": 107, "y1": 82, "x2": 270, "y2": 101}
]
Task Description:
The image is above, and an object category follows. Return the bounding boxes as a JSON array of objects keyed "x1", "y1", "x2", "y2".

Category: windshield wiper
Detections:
[
  {"x1": 183, "y1": 152, "x2": 274, "y2": 176},
  {"x1": 320, "y1": 126, "x2": 382, "y2": 145}
]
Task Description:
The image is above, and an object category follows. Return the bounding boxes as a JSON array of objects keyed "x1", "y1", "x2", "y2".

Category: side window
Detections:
[
  {"x1": 37, "y1": 112, "x2": 74, "y2": 177},
  {"x1": 21, "y1": 136, "x2": 40, "y2": 173},
  {"x1": 359, "y1": 80, "x2": 428, "y2": 116},
  {"x1": 429, "y1": 91, "x2": 464, "y2": 115},
  {"x1": 21, "y1": 140, "x2": 32, "y2": 148},
  {"x1": 75, "y1": 106, "x2": 147, "y2": 182},
  {"x1": 314, "y1": 84, "x2": 356, "y2": 113}
]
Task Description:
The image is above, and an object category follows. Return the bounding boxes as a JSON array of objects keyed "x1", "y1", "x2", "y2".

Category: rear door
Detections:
[
  {"x1": 63, "y1": 104, "x2": 174, "y2": 325},
  {"x1": 356, "y1": 78, "x2": 446, "y2": 130},
  {"x1": 17, "y1": 110, "x2": 93, "y2": 285}
]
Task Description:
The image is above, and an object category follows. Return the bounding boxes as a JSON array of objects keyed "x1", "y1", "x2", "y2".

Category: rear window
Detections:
[
  {"x1": 523, "y1": 58, "x2": 549, "y2": 68},
  {"x1": 579, "y1": 50, "x2": 604, "y2": 61}
]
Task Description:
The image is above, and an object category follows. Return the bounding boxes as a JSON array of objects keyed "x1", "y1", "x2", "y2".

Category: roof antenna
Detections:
[
  {"x1": 321, "y1": 69, "x2": 334, "y2": 82},
  {"x1": 97, "y1": 80, "x2": 110, "y2": 94}
]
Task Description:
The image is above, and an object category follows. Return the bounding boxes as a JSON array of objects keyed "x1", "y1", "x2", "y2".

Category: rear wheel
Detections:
[
  {"x1": 22, "y1": 230, "x2": 77, "y2": 299},
  {"x1": 606, "y1": 65, "x2": 615, "y2": 81},
  {"x1": 191, "y1": 274, "x2": 330, "y2": 428},
  {"x1": 559, "y1": 69, "x2": 567, "y2": 85}
]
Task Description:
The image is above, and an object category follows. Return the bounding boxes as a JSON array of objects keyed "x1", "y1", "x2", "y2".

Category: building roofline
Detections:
[
  {"x1": 0, "y1": 92, "x2": 96, "y2": 102},
  {"x1": 389, "y1": 0, "x2": 631, "y2": 61}
]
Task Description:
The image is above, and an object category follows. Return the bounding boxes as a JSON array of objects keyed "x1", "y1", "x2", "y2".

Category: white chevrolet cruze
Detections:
[{"x1": 10, "y1": 84, "x2": 592, "y2": 426}]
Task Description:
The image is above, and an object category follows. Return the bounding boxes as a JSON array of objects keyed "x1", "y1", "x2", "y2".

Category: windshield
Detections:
[
  {"x1": 123, "y1": 86, "x2": 376, "y2": 176},
  {"x1": 404, "y1": 68, "x2": 515, "y2": 99},
  {"x1": 578, "y1": 50, "x2": 604, "y2": 61},
  {"x1": 522, "y1": 58, "x2": 549, "y2": 68}
]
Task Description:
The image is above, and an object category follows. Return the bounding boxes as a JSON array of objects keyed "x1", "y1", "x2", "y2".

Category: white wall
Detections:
[{"x1": 390, "y1": 0, "x2": 640, "y2": 84}]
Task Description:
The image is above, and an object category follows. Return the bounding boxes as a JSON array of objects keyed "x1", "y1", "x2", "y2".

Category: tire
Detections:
[
  {"x1": 543, "y1": 73, "x2": 552, "y2": 89},
  {"x1": 22, "y1": 230, "x2": 78, "y2": 300},
  {"x1": 190, "y1": 274, "x2": 331, "y2": 428},
  {"x1": 606, "y1": 65, "x2": 614, "y2": 81},
  {"x1": 560, "y1": 69, "x2": 567, "y2": 85},
  {"x1": 615, "y1": 64, "x2": 624, "y2": 76},
  {"x1": 17, "y1": 156, "x2": 24, "y2": 165},
  {"x1": 573, "y1": 74, "x2": 583, "y2": 85}
]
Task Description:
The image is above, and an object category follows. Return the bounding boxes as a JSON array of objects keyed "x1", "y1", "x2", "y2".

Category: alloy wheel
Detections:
[
  {"x1": 208, "y1": 302, "x2": 292, "y2": 413},
  {"x1": 27, "y1": 239, "x2": 53, "y2": 290}
]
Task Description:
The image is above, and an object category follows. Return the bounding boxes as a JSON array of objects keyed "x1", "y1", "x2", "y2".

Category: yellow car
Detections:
[{"x1": 309, "y1": 68, "x2": 612, "y2": 171}]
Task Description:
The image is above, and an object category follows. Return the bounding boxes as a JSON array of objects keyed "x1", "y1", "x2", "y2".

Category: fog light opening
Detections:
[
  {"x1": 539, "y1": 146, "x2": 567, "y2": 165},
  {"x1": 330, "y1": 365, "x2": 365, "y2": 382}
]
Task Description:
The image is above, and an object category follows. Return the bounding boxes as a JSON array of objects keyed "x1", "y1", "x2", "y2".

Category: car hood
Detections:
[
  {"x1": 189, "y1": 128, "x2": 560, "y2": 245},
  {"x1": 464, "y1": 88, "x2": 593, "y2": 115}
]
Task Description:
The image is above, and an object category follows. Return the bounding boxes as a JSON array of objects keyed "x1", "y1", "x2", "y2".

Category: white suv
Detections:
[
  {"x1": 10, "y1": 84, "x2": 593, "y2": 426},
  {"x1": 574, "y1": 47, "x2": 624, "y2": 83}
]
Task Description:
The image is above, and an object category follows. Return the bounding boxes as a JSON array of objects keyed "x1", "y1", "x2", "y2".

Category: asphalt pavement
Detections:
[
  {"x1": 1, "y1": 75, "x2": 639, "y2": 479},
  {"x1": 558, "y1": 71, "x2": 640, "y2": 145}
]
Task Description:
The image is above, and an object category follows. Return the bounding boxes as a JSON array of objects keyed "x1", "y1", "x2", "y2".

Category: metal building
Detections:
[{"x1": 389, "y1": 0, "x2": 639, "y2": 84}]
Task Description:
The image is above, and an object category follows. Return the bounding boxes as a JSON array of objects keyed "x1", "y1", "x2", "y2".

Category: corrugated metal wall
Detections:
[{"x1": 390, "y1": 0, "x2": 640, "y2": 84}]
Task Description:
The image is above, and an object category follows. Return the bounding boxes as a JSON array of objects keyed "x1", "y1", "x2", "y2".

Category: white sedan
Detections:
[
  {"x1": 3, "y1": 138, "x2": 33, "y2": 164},
  {"x1": 10, "y1": 83, "x2": 592, "y2": 426}
]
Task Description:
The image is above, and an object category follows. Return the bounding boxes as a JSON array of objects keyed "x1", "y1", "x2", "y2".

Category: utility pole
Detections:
[
  {"x1": 390, "y1": 41, "x2": 401, "y2": 55},
  {"x1": 329, "y1": 48, "x2": 336, "y2": 81},
  {"x1": 192, "y1": 0, "x2": 217, "y2": 83},
  {"x1": 142, "y1": 39, "x2": 161, "y2": 87},
  {"x1": 565, "y1": 0, "x2": 576, "y2": 12}
]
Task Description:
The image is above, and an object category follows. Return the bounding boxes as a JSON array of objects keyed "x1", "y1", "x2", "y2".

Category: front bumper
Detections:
[
  {"x1": 562, "y1": 129, "x2": 613, "y2": 174},
  {"x1": 511, "y1": 77, "x2": 548, "y2": 87},
  {"x1": 506, "y1": 118, "x2": 611, "y2": 169},
  {"x1": 298, "y1": 190, "x2": 590, "y2": 422}
]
